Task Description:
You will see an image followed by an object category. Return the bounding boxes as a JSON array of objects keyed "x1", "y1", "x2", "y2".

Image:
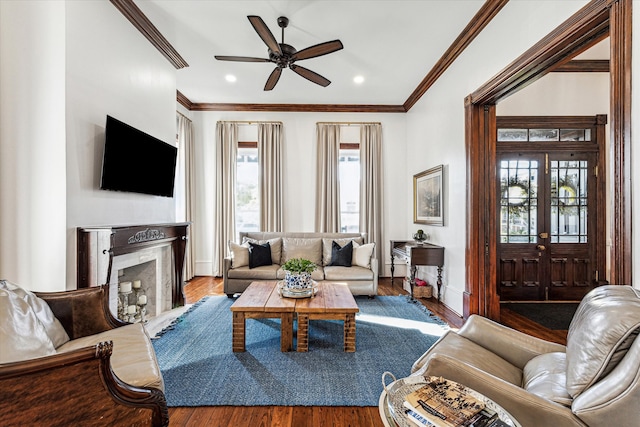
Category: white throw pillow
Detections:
[
  {"x1": 0, "y1": 284, "x2": 57, "y2": 363},
  {"x1": 0, "y1": 279, "x2": 70, "y2": 348},
  {"x1": 352, "y1": 242, "x2": 375, "y2": 268},
  {"x1": 228, "y1": 241, "x2": 250, "y2": 268}
]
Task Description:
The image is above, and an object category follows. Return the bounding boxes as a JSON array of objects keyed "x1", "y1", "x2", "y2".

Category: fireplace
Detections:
[{"x1": 77, "y1": 223, "x2": 189, "y2": 319}]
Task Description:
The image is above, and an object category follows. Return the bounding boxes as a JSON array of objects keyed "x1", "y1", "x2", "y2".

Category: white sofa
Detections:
[{"x1": 223, "y1": 231, "x2": 378, "y2": 297}]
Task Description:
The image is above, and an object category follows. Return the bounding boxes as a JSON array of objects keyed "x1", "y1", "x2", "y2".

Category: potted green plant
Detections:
[{"x1": 281, "y1": 258, "x2": 317, "y2": 297}]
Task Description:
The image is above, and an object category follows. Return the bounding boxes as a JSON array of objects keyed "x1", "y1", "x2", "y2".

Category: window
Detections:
[
  {"x1": 338, "y1": 147, "x2": 360, "y2": 232},
  {"x1": 236, "y1": 145, "x2": 259, "y2": 232}
]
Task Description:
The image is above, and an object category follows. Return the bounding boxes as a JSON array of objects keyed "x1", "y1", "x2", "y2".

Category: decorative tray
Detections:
[
  {"x1": 277, "y1": 280, "x2": 318, "y2": 298},
  {"x1": 380, "y1": 372, "x2": 519, "y2": 427},
  {"x1": 382, "y1": 372, "x2": 430, "y2": 427}
]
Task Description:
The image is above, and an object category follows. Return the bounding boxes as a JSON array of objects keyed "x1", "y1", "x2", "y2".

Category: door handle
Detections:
[{"x1": 536, "y1": 244, "x2": 546, "y2": 251}]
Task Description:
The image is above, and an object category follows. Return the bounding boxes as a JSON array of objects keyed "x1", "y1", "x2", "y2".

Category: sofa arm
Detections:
[
  {"x1": 0, "y1": 342, "x2": 168, "y2": 427},
  {"x1": 416, "y1": 354, "x2": 584, "y2": 427},
  {"x1": 37, "y1": 286, "x2": 126, "y2": 340},
  {"x1": 459, "y1": 315, "x2": 566, "y2": 369},
  {"x1": 370, "y1": 258, "x2": 379, "y2": 294}
]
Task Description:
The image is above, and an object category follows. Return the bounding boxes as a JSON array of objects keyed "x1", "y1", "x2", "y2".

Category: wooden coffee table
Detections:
[
  {"x1": 230, "y1": 281, "x2": 295, "y2": 352},
  {"x1": 230, "y1": 281, "x2": 359, "y2": 353},
  {"x1": 295, "y1": 281, "x2": 359, "y2": 352}
]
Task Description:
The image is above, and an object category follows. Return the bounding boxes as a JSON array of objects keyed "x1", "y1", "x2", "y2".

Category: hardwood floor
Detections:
[{"x1": 169, "y1": 277, "x2": 565, "y2": 426}]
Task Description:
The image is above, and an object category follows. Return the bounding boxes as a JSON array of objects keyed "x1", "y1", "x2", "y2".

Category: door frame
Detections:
[{"x1": 464, "y1": 0, "x2": 631, "y2": 320}]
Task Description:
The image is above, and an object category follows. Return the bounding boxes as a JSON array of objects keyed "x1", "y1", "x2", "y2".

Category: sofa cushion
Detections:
[
  {"x1": 228, "y1": 241, "x2": 250, "y2": 268},
  {"x1": 329, "y1": 241, "x2": 353, "y2": 267},
  {"x1": 243, "y1": 237, "x2": 282, "y2": 265},
  {"x1": 0, "y1": 284, "x2": 57, "y2": 363},
  {"x1": 57, "y1": 323, "x2": 164, "y2": 391},
  {"x1": 248, "y1": 242, "x2": 272, "y2": 269},
  {"x1": 566, "y1": 285, "x2": 640, "y2": 398},
  {"x1": 0, "y1": 280, "x2": 70, "y2": 348},
  {"x1": 228, "y1": 264, "x2": 280, "y2": 280},
  {"x1": 352, "y1": 242, "x2": 375, "y2": 268},
  {"x1": 322, "y1": 237, "x2": 363, "y2": 266},
  {"x1": 281, "y1": 238, "x2": 322, "y2": 265},
  {"x1": 324, "y1": 266, "x2": 373, "y2": 281},
  {"x1": 523, "y1": 352, "x2": 572, "y2": 407}
]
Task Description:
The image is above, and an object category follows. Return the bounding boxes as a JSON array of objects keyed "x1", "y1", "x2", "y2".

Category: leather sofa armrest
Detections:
[
  {"x1": 0, "y1": 342, "x2": 168, "y2": 427},
  {"x1": 459, "y1": 315, "x2": 566, "y2": 369},
  {"x1": 572, "y1": 335, "x2": 640, "y2": 427},
  {"x1": 416, "y1": 354, "x2": 583, "y2": 427},
  {"x1": 37, "y1": 286, "x2": 126, "y2": 340}
]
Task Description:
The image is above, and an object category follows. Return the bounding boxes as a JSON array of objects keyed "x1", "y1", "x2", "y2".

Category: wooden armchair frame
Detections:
[{"x1": 0, "y1": 286, "x2": 168, "y2": 427}]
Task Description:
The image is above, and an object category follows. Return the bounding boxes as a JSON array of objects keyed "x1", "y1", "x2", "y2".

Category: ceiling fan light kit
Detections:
[{"x1": 215, "y1": 15, "x2": 343, "y2": 91}]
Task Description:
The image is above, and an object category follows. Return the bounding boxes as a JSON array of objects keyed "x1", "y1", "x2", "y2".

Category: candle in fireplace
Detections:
[{"x1": 120, "y1": 281, "x2": 132, "y2": 293}]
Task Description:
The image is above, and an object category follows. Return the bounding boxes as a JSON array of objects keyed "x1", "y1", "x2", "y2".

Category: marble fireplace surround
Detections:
[{"x1": 77, "y1": 223, "x2": 189, "y2": 319}]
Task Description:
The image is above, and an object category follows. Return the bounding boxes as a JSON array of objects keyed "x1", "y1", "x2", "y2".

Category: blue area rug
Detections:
[{"x1": 152, "y1": 296, "x2": 448, "y2": 407}]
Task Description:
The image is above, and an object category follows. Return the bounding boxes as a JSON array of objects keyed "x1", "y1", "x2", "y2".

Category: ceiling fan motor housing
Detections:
[{"x1": 270, "y1": 44, "x2": 297, "y2": 67}]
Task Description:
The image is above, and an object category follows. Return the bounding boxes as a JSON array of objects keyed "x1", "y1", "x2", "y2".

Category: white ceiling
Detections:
[{"x1": 138, "y1": 1, "x2": 488, "y2": 106}]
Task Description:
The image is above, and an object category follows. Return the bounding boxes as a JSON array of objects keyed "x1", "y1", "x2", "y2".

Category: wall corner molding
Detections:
[{"x1": 110, "y1": 0, "x2": 189, "y2": 69}]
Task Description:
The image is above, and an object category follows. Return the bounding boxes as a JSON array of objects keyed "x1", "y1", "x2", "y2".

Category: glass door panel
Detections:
[{"x1": 499, "y1": 160, "x2": 538, "y2": 243}]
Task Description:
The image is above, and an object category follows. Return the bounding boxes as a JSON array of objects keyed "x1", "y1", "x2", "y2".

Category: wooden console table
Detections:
[{"x1": 390, "y1": 240, "x2": 444, "y2": 301}]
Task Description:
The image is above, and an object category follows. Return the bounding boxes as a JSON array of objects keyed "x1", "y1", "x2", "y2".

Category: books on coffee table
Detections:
[{"x1": 401, "y1": 377, "x2": 510, "y2": 427}]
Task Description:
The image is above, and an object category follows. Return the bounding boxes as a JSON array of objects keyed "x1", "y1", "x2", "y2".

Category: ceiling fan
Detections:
[{"x1": 215, "y1": 15, "x2": 344, "y2": 91}]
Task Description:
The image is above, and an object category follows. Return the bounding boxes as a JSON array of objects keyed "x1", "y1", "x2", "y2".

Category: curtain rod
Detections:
[
  {"x1": 316, "y1": 121, "x2": 381, "y2": 126},
  {"x1": 218, "y1": 120, "x2": 283, "y2": 125},
  {"x1": 176, "y1": 111, "x2": 192, "y2": 122}
]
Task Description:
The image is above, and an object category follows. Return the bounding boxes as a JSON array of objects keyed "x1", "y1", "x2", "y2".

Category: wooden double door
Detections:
[{"x1": 496, "y1": 117, "x2": 606, "y2": 301}]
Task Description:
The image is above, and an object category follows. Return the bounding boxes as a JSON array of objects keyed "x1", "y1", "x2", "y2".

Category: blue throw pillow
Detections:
[
  {"x1": 248, "y1": 242, "x2": 272, "y2": 269},
  {"x1": 329, "y1": 240, "x2": 353, "y2": 267}
]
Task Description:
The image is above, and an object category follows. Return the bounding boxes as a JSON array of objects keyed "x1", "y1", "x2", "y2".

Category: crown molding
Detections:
[
  {"x1": 403, "y1": 0, "x2": 510, "y2": 111},
  {"x1": 177, "y1": 91, "x2": 193, "y2": 110},
  {"x1": 552, "y1": 59, "x2": 609, "y2": 72},
  {"x1": 110, "y1": 0, "x2": 188, "y2": 69},
  {"x1": 187, "y1": 103, "x2": 406, "y2": 113}
]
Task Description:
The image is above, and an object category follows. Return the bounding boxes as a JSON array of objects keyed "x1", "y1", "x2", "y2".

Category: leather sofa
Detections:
[
  {"x1": 0, "y1": 281, "x2": 168, "y2": 426},
  {"x1": 410, "y1": 285, "x2": 640, "y2": 427},
  {"x1": 223, "y1": 231, "x2": 378, "y2": 297}
]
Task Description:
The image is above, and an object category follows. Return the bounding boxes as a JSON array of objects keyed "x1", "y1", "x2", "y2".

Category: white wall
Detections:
[
  {"x1": 64, "y1": 1, "x2": 178, "y2": 289},
  {"x1": 404, "y1": 1, "x2": 592, "y2": 315},
  {"x1": 0, "y1": 1, "x2": 67, "y2": 291},
  {"x1": 190, "y1": 111, "x2": 407, "y2": 277}
]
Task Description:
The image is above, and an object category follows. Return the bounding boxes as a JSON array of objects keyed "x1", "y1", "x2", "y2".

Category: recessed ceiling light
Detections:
[
  {"x1": 225, "y1": 74, "x2": 237, "y2": 83},
  {"x1": 353, "y1": 75, "x2": 365, "y2": 84}
]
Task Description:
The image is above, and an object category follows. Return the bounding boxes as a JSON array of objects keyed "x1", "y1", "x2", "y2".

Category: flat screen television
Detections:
[{"x1": 100, "y1": 115, "x2": 178, "y2": 197}]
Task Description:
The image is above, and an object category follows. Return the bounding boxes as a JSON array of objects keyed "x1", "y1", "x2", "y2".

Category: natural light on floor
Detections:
[{"x1": 356, "y1": 313, "x2": 449, "y2": 337}]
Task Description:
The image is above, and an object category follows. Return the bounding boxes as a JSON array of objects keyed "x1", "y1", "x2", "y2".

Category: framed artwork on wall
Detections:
[{"x1": 414, "y1": 165, "x2": 444, "y2": 226}]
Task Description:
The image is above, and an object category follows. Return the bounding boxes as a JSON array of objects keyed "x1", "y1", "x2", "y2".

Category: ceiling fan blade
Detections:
[
  {"x1": 290, "y1": 64, "x2": 331, "y2": 87},
  {"x1": 293, "y1": 40, "x2": 343, "y2": 61},
  {"x1": 214, "y1": 55, "x2": 271, "y2": 63},
  {"x1": 264, "y1": 67, "x2": 282, "y2": 91},
  {"x1": 248, "y1": 15, "x2": 282, "y2": 55}
]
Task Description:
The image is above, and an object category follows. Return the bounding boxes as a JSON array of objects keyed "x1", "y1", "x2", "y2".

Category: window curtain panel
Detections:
[
  {"x1": 177, "y1": 113, "x2": 196, "y2": 280},
  {"x1": 258, "y1": 123, "x2": 283, "y2": 232},
  {"x1": 360, "y1": 124, "x2": 384, "y2": 276},
  {"x1": 315, "y1": 124, "x2": 341, "y2": 232},
  {"x1": 213, "y1": 122, "x2": 238, "y2": 277}
]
